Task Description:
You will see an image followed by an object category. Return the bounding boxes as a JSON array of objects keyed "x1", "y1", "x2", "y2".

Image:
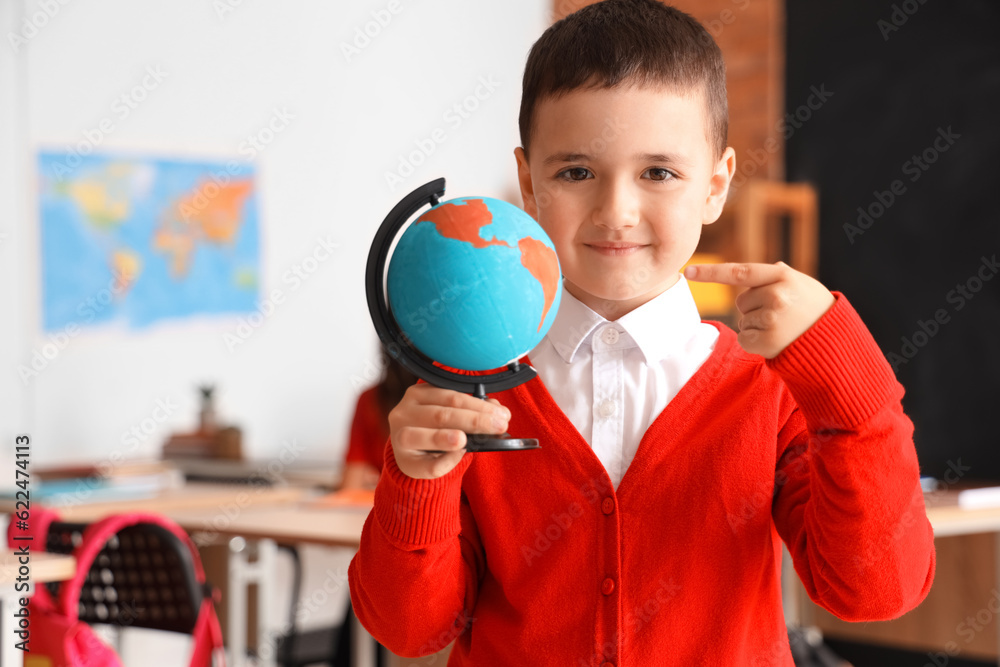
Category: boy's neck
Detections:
[{"x1": 565, "y1": 273, "x2": 681, "y2": 321}]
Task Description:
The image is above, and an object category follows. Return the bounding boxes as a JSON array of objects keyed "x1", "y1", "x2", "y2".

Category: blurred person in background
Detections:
[{"x1": 340, "y1": 345, "x2": 419, "y2": 489}]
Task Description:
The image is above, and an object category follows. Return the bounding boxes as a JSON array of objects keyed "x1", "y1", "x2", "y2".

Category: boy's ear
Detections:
[
  {"x1": 703, "y1": 146, "x2": 736, "y2": 225},
  {"x1": 514, "y1": 147, "x2": 538, "y2": 219}
]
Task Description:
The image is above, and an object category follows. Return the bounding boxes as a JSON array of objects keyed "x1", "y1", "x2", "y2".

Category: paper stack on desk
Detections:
[
  {"x1": 957, "y1": 486, "x2": 1000, "y2": 510},
  {"x1": 0, "y1": 460, "x2": 184, "y2": 506}
]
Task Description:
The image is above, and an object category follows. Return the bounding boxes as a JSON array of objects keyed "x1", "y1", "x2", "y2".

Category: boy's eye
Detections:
[
  {"x1": 557, "y1": 167, "x2": 592, "y2": 181},
  {"x1": 644, "y1": 167, "x2": 675, "y2": 182}
]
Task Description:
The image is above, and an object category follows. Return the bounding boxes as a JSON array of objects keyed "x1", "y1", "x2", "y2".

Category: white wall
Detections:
[{"x1": 0, "y1": 0, "x2": 549, "y2": 470}]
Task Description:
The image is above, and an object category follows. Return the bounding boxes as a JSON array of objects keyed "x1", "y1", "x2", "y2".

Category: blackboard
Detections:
[{"x1": 785, "y1": 0, "x2": 1000, "y2": 481}]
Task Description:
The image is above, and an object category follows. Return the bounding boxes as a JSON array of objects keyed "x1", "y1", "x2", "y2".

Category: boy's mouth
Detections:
[{"x1": 586, "y1": 242, "x2": 645, "y2": 256}]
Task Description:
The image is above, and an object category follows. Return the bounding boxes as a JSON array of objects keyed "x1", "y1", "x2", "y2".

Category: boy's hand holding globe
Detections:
[
  {"x1": 376, "y1": 194, "x2": 561, "y2": 480},
  {"x1": 389, "y1": 386, "x2": 511, "y2": 479}
]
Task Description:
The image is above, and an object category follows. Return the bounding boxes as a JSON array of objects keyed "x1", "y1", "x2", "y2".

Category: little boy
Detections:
[{"x1": 349, "y1": 1, "x2": 935, "y2": 664}]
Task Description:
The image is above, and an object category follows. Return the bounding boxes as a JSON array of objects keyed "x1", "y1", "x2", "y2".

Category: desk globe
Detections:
[
  {"x1": 366, "y1": 178, "x2": 562, "y2": 452},
  {"x1": 388, "y1": 195, "x2": 562, "y2": 371}
]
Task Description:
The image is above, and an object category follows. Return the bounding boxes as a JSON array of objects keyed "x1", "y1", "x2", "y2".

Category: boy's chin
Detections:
[
  {"x1": 574, "y1": 275, "x2": 681, "y2": 317},
  {"x1": 602, "y1": 272, "x2": 681, "y2": 300}
]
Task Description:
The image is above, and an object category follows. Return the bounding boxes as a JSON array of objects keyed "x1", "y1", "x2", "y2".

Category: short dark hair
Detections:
[{"x1": 518, "y1": 0, "x2": 728, "y2": 159}]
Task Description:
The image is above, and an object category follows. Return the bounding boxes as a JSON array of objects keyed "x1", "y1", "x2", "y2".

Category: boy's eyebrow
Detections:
[
  {"x1": 542, "y1": 151, "x2": 692, "y2": 166},
  {"x1": 636, "y1": 152, "x2": 691, "y2": 166},
  {"x1": 543, "y1": 152, "x2": 591, "y2": 165}
]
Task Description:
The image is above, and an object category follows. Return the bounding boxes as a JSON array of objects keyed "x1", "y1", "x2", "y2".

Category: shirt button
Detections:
[
  {"x1": 601, "y1": 327, "x2": 620, "y2": 345},
  {"x1": 601, "y1": 497, "x2": 615, "y2": 515},
  {"x1": 602, "y1": 577, "x2": 615, "y2": 595},
  {"x1": 598, "y1": 399, "x2": 617, "y2": 418}
]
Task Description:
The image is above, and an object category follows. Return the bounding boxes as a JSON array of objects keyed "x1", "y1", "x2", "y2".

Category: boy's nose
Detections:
[{"x1": 592, "y1": 179, "x2": 639, "y2": 230}]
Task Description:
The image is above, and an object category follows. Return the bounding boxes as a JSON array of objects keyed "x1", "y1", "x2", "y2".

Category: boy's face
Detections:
[{"x1": 515, "y1": 85, "x2": 735, "y2": 320}]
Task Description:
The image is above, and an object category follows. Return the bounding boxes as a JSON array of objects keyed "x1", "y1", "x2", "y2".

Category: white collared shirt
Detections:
[{"x1": 527, "y1": 275, "x2": 720, "y2": 489}]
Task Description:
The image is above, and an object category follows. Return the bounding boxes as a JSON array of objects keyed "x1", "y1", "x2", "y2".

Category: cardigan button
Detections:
[
  {"x1": 601, "y1": 662, "x2": 615, "y2": 667},
  {"x1": 601, "y1": 497, "x2": 615, "y2": 515},
  {"x1": 601, "y1": 577, "x2": 615, "y2": 595}
]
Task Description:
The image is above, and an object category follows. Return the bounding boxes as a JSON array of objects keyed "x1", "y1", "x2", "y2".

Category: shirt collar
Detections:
[{"x1": 543, "y1": 274, "x2": 704, "y2": 366}]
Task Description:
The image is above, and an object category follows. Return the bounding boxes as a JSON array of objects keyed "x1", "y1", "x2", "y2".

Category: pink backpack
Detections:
[{"x1": 8, "y1": 508, "x2": 225, "y2": 667}]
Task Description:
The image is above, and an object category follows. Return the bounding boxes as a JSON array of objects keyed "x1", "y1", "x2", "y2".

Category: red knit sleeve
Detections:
[
  {"x1": 768, "y1": 292, "x2": 935, "y2": 621},
  {"x1": 348, "y1": 444, "x2": 484, "y2": 657}
]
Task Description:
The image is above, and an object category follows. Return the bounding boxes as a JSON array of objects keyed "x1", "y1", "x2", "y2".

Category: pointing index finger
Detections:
[{"x1": 683, "y1": 262, "x2": 785, "y2": 287}]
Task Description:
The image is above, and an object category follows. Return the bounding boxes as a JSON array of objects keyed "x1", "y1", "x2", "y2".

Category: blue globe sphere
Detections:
[{"x1": 387, "y1": 196, "x2": 562, "y2": 371}]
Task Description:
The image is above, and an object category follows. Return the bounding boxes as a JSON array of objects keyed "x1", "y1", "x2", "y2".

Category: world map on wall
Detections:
[{"x1": 38, "y1": 152, "x2": 260, "y2": 331}]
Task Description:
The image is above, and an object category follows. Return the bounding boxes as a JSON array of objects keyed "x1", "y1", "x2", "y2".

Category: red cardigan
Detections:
[{"x1": 348, "y1": 294, "x2": 935, "y2": 665}]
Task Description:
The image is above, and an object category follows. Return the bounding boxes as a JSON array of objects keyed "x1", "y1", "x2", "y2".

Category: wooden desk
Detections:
[
  {"x1": 927, "y1": 501, "x2": 1000, "y2": 538},
  {"x1": 11, "y1": 481, "x2": 307, "y2": 523},
  {"x1": 0, "y1": 550, "x2": 76, "y2": 667},
  {"x1": 0, "y1": 549, "x2": 76, "y2": 583},
  {"x1": 168, "y1": 505, "x2": 368, "y2": 548}
]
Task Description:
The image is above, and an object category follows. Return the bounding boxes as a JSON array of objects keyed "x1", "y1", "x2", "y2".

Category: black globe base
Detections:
[{"x1": 464, "y1": 434, "x2": 540, "y2": 452}]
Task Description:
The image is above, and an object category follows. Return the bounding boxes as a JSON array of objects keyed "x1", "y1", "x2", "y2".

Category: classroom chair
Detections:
[{"x1": 7, "y1": 508, "x2": 224, "y2": 666}]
